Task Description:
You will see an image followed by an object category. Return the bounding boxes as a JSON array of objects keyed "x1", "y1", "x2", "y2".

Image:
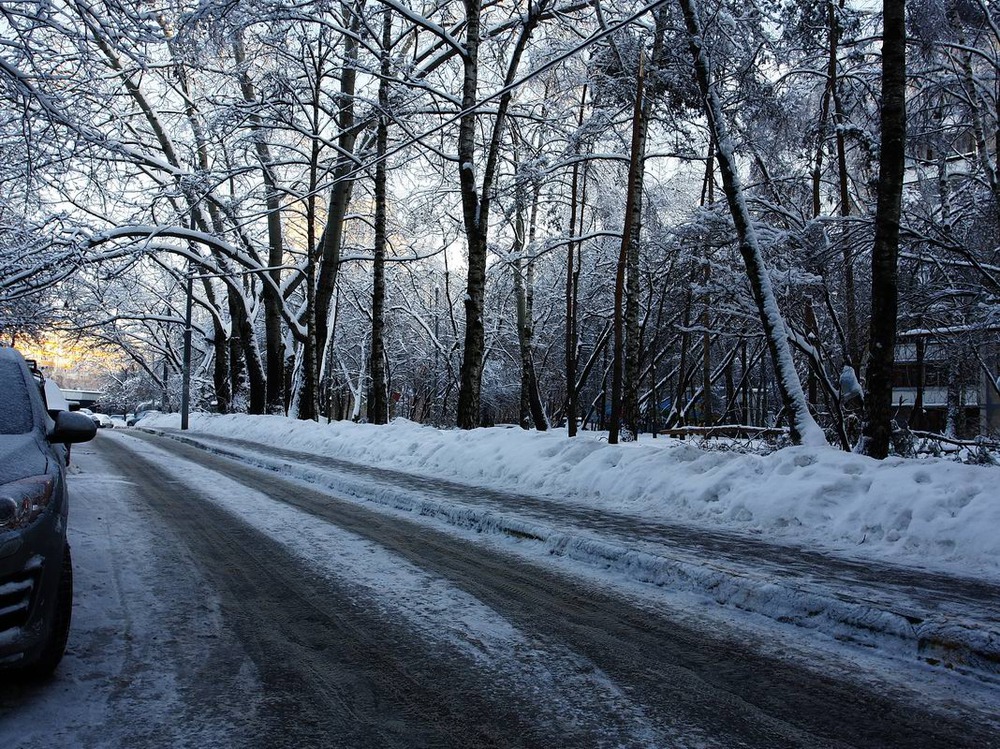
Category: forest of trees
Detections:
[{"x1": 1, "y1": 0, "x2": 998, "y2": 454}]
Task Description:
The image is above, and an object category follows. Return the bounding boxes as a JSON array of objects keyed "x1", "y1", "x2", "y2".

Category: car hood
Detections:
[{"x1": 0, "y1": 433, "x2": 49, "y2": 486}]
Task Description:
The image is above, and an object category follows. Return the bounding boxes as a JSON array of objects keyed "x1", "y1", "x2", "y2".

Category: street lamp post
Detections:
[{"x1": 181, "y1": 272, "x2": 194, "y2": 430}]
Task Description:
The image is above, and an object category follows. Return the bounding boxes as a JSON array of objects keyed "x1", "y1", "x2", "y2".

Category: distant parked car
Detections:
[
  {"x1": 126, "y1": 409, "x2": 162, "y2": 427},
  {"x1": 0, "y1": 348, "x2": 96, "y2": 678},
  {"x1": 90, "y1": 412, "x2": 114, "y2": 429}
]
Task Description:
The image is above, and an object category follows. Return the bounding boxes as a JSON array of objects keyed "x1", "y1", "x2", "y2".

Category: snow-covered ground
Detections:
[
  {"x1": 140, "y1": 413, "x2": 1000, "y2": 583},
  {"x1": 5, "y1": 419, "x2": 999, "y2": 747}
]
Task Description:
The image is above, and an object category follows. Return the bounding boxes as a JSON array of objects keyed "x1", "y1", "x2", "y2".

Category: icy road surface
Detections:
[{"x1": 1, "y1": 431, "x2": 998, "y2": 748}]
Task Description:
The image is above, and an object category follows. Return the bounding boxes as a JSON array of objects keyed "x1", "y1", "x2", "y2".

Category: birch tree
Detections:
[{"x1": 677, "y1": 0, "x2": 827, "y2": 446}]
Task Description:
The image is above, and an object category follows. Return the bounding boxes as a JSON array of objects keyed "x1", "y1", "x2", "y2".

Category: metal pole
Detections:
[
  {"x1": 181, "y1": 273, "x2": 193, "y2": 430},
  {"x1": 434, "y1": 285, "x2": 439, "y2": 424}
]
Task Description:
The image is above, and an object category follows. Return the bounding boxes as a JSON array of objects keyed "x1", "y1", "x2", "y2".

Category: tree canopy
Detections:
[{"x1": 2, "y1": 0, "x2": 998, "y2": 452}]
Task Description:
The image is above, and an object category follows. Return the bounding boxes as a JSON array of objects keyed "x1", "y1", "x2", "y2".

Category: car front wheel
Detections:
[{"x1": 17, "y1": 543, "x2": 73, "y2": 680}]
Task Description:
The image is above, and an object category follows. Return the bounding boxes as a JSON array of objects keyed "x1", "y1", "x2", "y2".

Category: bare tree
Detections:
[
  {"x1": 677, "y1": 0, "x2": 826, "y2": 446},
  {"x1": 862, "y1": 0, "x2": 906, "y2": 458}
]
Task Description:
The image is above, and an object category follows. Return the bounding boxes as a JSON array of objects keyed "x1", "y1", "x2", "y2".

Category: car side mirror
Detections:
[{"x1": 48, "y1": 411, "x2": 98, "y2": 444}]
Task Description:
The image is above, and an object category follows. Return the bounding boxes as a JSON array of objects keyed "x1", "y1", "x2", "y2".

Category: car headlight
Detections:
[{"x1": 0, "y1": 477, "x2": 55, "y2": 531}]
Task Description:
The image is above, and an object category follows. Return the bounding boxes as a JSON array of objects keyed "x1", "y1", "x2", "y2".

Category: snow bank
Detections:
[{"x1": 140, "y1": 413, "x2": 1000, "y2": 579}]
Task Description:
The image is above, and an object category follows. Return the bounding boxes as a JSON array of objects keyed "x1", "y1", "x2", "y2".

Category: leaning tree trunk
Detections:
[
  {"x1": 862, "y1": 0, "x2": 906, "y2": 458},
  {"x1": 678, "y1": 0, "x2": 826, "y2": 446},
  {"x1": 315, "y1": 0, "x2": 362, "y2": 352},
  {"x1": 262, "y1": 216, "x2": 286, "y2": 415},
  {"x1": 225, "y1": 284, "x2": 267, "y2": 414}
]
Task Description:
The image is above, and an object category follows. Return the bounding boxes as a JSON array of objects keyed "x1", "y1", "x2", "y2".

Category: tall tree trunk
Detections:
[
  {"x1": 565, "y1": 85, "x2": 587, "y2": 438},
  {"x1": 262, "y1": 231, "x2": 286, "y2": 415},
  {"x1": 724, "y1": 353, "x2": 736, "y2": 423},
  {"x1": 455, "y1": 0, "x2": 486, "y2": 429},
  {"x1": 168, "y1": 30, "x2": 266, "y2": 415},
  {"x1": 702, "y1": 261, "x2": 713, "y2": 425},
  {"x1": 701, "y1": 137, "x2": 715, "y2": 425},
  {"x1": 862, "y1": 0, "x2": 906, "y2": 458},
  {"x1": 201, "y1": 279, "x2": 231, "y2": 413},
  {"x1": 944, "y1": 352, "x2": 962, "y2": 438},
  {"x1": 622, "y1": 10, "x2": 666, "y2": 440},
  {"x1": 300, "y1": 94, "x2": 323, "y2": 420},
  {"x1": 828, "y1": 1, "x2": 860, "y2": 372},
  {"x1": 315, "y1": 1, "x2": 362, "y2": 351},
  {"x1": 811, "y1": 1, "x2": 859, "y2": 378},
  {"x1": 741, "y1": 340, "x2": 750, "y2": 424},
  {"x1": 804, "y1": 298, "x2": 820, "y2": 408},
  {"x1": 226, "y1": 294, "x2": 247, "y2": 406},
  {"x1": 671, "y1": 285, "x2": 694, "y2": 427},
  {"x1": 455, "y1": 1, "x2": 543, "y2": 428},
  {"x1": 678, "y1": 0, "x2": 826, "y2": 446},
  {"x1": 514, "y1": 259, "x2": 547, "y2": 430},
  {"x1": 229, "y1": 285, "x2": 266, "y2": 414},
  {"x1": 369, "y1": 8, "x2": 392, "y2": 425},
  {"x1": 609, "y1": 52, "x2": 645, "y2": 445},
  {"x1": 233, "y1": 35, "x2": 286, "y2": 415},
  {"x1": 513, "y1": 185, "x2": 547, "y2": 431},
  {"x1": 759, "y1": 356, "x2": 769, "y2": 427}
]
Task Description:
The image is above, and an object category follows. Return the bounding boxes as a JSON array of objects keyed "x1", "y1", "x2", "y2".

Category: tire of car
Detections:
[{"x1": 17, "y1": 543, "x2": 73, "y2": 680}]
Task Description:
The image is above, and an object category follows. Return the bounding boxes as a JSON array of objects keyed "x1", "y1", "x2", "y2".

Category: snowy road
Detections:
[{"x1": 1, "y1": 430, "x2": 998, "y2": 748}]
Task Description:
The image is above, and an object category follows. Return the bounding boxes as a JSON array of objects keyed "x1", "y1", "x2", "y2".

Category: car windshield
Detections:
[{"x1": 0, "y1": 358, "x2": 33, "y2": 435}]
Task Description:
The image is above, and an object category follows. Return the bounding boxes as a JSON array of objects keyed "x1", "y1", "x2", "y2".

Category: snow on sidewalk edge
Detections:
[
  {"x1": 138, "y1": 414, "x2": 1000, "y2": 580},
  {"x1": 140, "y1": 425, "x2": 1000, "y2": 683}
]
